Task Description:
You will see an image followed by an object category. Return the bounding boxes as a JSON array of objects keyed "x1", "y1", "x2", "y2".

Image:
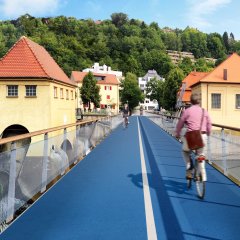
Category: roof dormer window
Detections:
[{"x1": 95, "y1": 76, "x2": 105, "y2": 81}]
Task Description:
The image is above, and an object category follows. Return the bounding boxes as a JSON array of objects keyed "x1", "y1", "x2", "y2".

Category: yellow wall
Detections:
[
  {"x1": 0, "y1": 79, "x2": 76, "y2": 137},
  {"x1": 50, "y1": 82, "x2": 76, "y2": 127},
  {"x1": 192, "y1": 83, "x2": 240, "y2": 128}
]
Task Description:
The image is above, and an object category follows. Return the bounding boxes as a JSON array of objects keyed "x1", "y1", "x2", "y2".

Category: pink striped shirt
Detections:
[{"x1": 176, "y1": 105, "x2": 212, "y2": 136}]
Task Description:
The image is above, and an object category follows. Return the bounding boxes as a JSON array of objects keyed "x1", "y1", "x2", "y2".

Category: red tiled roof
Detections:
[
  {"x1": 182, "y1": 72, "x2": 208, "y2": 90},
  {"x1": 180, "y1": 72, "x2": 208, "y2": 103},
  {"x1": 196, "y1": 53, "x2": 240, "y2": 85},
  {"x1": 182, "y1": 90, "x2": 191, "y2": 102},
  {"x1": 0, "y1": 36, "x2": 76, "y2": 86},
  {"x1": 71, "y1": 71, "x2": 119, "y2": 85}
]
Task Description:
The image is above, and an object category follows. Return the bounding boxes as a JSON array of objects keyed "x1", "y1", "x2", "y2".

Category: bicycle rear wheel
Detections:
[
  {"x1": 187, "y1": 178, "x2": 192, "y2": 189},
  {"x1": 195, "y1": 172, "x2": 206, "y2": 199}
]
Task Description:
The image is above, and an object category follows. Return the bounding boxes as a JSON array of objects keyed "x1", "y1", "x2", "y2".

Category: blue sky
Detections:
[{"x1": 0, "y1": 0, "x2": 239, "y2": 39}]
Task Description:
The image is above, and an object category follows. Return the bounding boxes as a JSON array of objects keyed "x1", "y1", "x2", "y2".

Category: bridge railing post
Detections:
[
  {"x1": 207, "y1": 135, "x2": 212, "y2": 164},
  {"x1": 6, "y1": 141, "x2": 16, "y2": 223},
  {"x1": 41, "y1": 133, "x2": 48, "y2": 193},
  {"x1": 74, "y1": 126, "x2": 80, "y2": 164},
  {"x1": 221, "y1": 128, "x2": 228, "y2": 175},
  {"x1": 62, "y1": 128, "x2": 68, "y2": 175}
]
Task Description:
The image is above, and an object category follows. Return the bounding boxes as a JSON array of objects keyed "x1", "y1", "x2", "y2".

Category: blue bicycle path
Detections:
[{"x1": 1, "y1": 116, "x2": 240, "y2": 240}]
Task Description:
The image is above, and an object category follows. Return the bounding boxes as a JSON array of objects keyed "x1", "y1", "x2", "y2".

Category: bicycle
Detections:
[
  {"x1": 187, "y1": 151, "x2": 207, "y2": 199},
  {"x1": 123, "y1": 115, "x2": 128, "y2": 128}
]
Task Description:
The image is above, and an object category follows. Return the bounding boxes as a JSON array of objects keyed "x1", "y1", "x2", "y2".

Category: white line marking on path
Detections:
[{"x1": 137, "y1": 118, "x2": 158, "y2": 240}]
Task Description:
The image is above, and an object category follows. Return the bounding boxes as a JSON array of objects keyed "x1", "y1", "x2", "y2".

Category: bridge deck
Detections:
[{"x1": 1, "y1": 116, "x2": 240, "y2": 240}]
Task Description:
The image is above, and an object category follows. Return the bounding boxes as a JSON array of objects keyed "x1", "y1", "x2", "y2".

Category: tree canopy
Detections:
[
  {"x1": 145, "y1": 77, "x2": 164, "y2": 109},
  {"x1": 80, "y1": 72, "x2": 101, "y2": 109},
  {"x1": 0, "y1": 13, "x2": 239, "y2": 111},
  {"x1": 120, "y1": 72, "x2": 144, "y2": 111},
  {"x1": 0, "y1": 14, "x2": 238, "y2": 78}
]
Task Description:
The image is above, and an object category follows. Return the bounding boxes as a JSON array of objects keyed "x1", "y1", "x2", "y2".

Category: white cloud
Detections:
[
  {"x1": 0, "y1": 0, "x2": 61, "y2": 18},
  {"x1": 187, "y1": 0, "x2": 231, "y2": 29}
]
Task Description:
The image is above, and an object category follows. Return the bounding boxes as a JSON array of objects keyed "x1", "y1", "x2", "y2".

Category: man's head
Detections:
[{"x1": 190, "y1": 93, "x2": 200, "y2": 105}]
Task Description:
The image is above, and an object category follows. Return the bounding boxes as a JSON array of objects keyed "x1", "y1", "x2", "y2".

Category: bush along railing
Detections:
[
  {"x1": 146, "y1": 111, "x2": 240, "y2": 186},
  {"x1": 0, "y1": 115, "x2": 122, "y2": 232}
]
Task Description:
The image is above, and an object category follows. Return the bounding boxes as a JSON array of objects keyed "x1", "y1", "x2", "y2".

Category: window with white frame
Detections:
[
  {"x1": 211, "y1": 93, "x2": 221, "y2": 109},
  {"x1": 60, "y1": 88, "x2": 64, "y2": 99},
  {"x1": 236, "y1": 94, "x2": 240, "y2": 109},
  {"x1": 54, "y1": 87, "x2": 58, "y2": 98},
  {"x1": 7, "y1": 85, "x2": 18, "y2": 97},
  {"x1": 25, "y1": 85, "x2": 36, "y2": 96},
  {"x1": 105, "y1": 86, "x2": 112, "y2": 90},
  {"x1": 66, "y1": 89, "x2": 69, "y2": 100}
]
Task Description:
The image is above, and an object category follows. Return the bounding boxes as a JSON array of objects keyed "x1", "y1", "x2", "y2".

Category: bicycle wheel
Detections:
[
  {"x1": 187, "y1": 178, "x2": 192, "y2": 189},
  {"x1": 195, "y1": 172, "x2": 206, "y2": 199},
  {"x1": 125, "y1": 118, "x2": 128, "y2": 128}
]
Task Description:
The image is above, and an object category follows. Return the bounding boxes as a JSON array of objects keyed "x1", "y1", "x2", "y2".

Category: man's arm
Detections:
[{"x1": 175, "y1": 112, "x2": 187, "y2": 138}]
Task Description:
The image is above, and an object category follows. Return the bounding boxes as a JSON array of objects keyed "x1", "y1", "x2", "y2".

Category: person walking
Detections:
[{"x1": 175, "y1": 93, "x2": 212, "y2": 179}]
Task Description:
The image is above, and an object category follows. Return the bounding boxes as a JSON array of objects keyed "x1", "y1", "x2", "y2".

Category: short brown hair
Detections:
[{"x1": 190, "y1": 93, "x2": 200, "y2": 105}]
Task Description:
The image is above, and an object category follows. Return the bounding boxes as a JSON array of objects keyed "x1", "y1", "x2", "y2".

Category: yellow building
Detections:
[
  {"x1": 71, "y1": 71, "x2": 120, "y2": 114},
  {"x1": 191, "y1": 53, "x2": 240, "y2": 128},
  {"x1": 0, "y1": 36, "x2": 76, "y2": 140}
]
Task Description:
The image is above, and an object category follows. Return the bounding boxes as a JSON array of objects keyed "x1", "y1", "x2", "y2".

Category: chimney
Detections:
[{"x1": 223, "y1": 69, "x2": 228, "y2": 80}]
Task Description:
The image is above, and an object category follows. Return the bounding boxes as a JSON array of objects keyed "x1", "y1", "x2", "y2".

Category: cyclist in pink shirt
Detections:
[{"x1": 175, "y1": 93, "x2": 212, "y2": 179}]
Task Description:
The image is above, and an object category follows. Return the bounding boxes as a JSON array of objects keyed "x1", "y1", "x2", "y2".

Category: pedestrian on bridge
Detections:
[{"x1": 175, "y1": 93, "x2": 212, "y2": 179}]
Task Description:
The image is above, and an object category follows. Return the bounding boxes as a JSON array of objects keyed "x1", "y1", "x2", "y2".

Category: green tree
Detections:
[
  {"x1": 111, "y1": 13, "x2": 128, "y2": 27},
  {"x1": 178, "y1": 57, "x2": 194, "y2": 76},
  {"x1": 120, "y1": 72, "x2": 144, "y2": 111},
  {"x1": 207, "y1": 33, "x2": 226, "y2": 59},
  {"x1": 223, "y1": 31, "x2": 229, "y2": 52},
  {"x1": 195, "y1": 58, "x2": 214, "y2": 72},
  {"x1": 80, "y1": 72, "x2": 101, "y2": 110},
  {"x1": 181, "y1": 27, "x2": 208, "y2": 58},
  {"x1": 162, "y1": 31, "x2": 182, "y2": 51},
  {"x1": 163, "y1": 68, "x2": 184, "y2": 110},
  {"x1": 145, "y1": 77, "x2": 164, "y2": 109}
]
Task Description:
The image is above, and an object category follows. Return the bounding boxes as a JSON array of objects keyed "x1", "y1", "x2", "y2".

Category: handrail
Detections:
[
  {"x1": 148, "y1": 111, "x2": 240, "y2": 132},
  {"x1": 147, "y1": 110, "x2": 240, "y2": 186},
  {"x1": 0, "y1": 118, "x2": 101, "y2": 145}
]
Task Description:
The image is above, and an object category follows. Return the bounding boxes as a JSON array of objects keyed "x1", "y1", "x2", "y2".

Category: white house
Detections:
[
  {"x1": 83, "y1": 63, "x2": 122, "y2": 81},
  {"x1": 138, "y1": 70, "x2": 165, "y2": 110}
]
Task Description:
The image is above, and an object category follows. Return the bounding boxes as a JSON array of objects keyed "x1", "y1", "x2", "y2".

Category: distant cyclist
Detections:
[{"x1": 122, "y1": 103, "x2": 129, "y2": 127}]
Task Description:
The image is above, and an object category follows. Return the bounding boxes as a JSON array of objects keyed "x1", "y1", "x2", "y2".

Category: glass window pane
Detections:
[
  {"x1": 7, "y1": 85, "x2": 18, "y2": 96},
  {"x1": 211, "y1": 93, "x2": 221, "y2": 109},
  {"x1": 236, "y1": 94, "x2": 240, "y2": 109},
  {"x1": 26, "y1": 86, "x2": 36, "y2": 96}
]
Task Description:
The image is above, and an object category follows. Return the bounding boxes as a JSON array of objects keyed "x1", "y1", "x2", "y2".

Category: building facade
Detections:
[
  {"x1": 71, "y1": 71, "x2": 119, "y2": 114},
  {"x1": 83, "y1": 63, "x2": 122, "y2": 81},
  {"x1": 138, "y1": 70, "x2": 164, "y2": 110},
  {"x1": 0, "y1": 36, "x2": 76, "y2": 141},
  {"x1": 177, "y1": 72, "x2": 208, "y2": 108},
  {"x1": 190, "y1": 53, "x2": 240, "y2": 128}
]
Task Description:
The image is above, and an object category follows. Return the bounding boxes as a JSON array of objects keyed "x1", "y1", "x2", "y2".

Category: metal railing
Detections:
[
  {"x1": 145, "y1": 111, "x2": 240, "y2": 186},
  {"x1": 0, "y1": 115, "x2": 123, "y2": 231}
]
